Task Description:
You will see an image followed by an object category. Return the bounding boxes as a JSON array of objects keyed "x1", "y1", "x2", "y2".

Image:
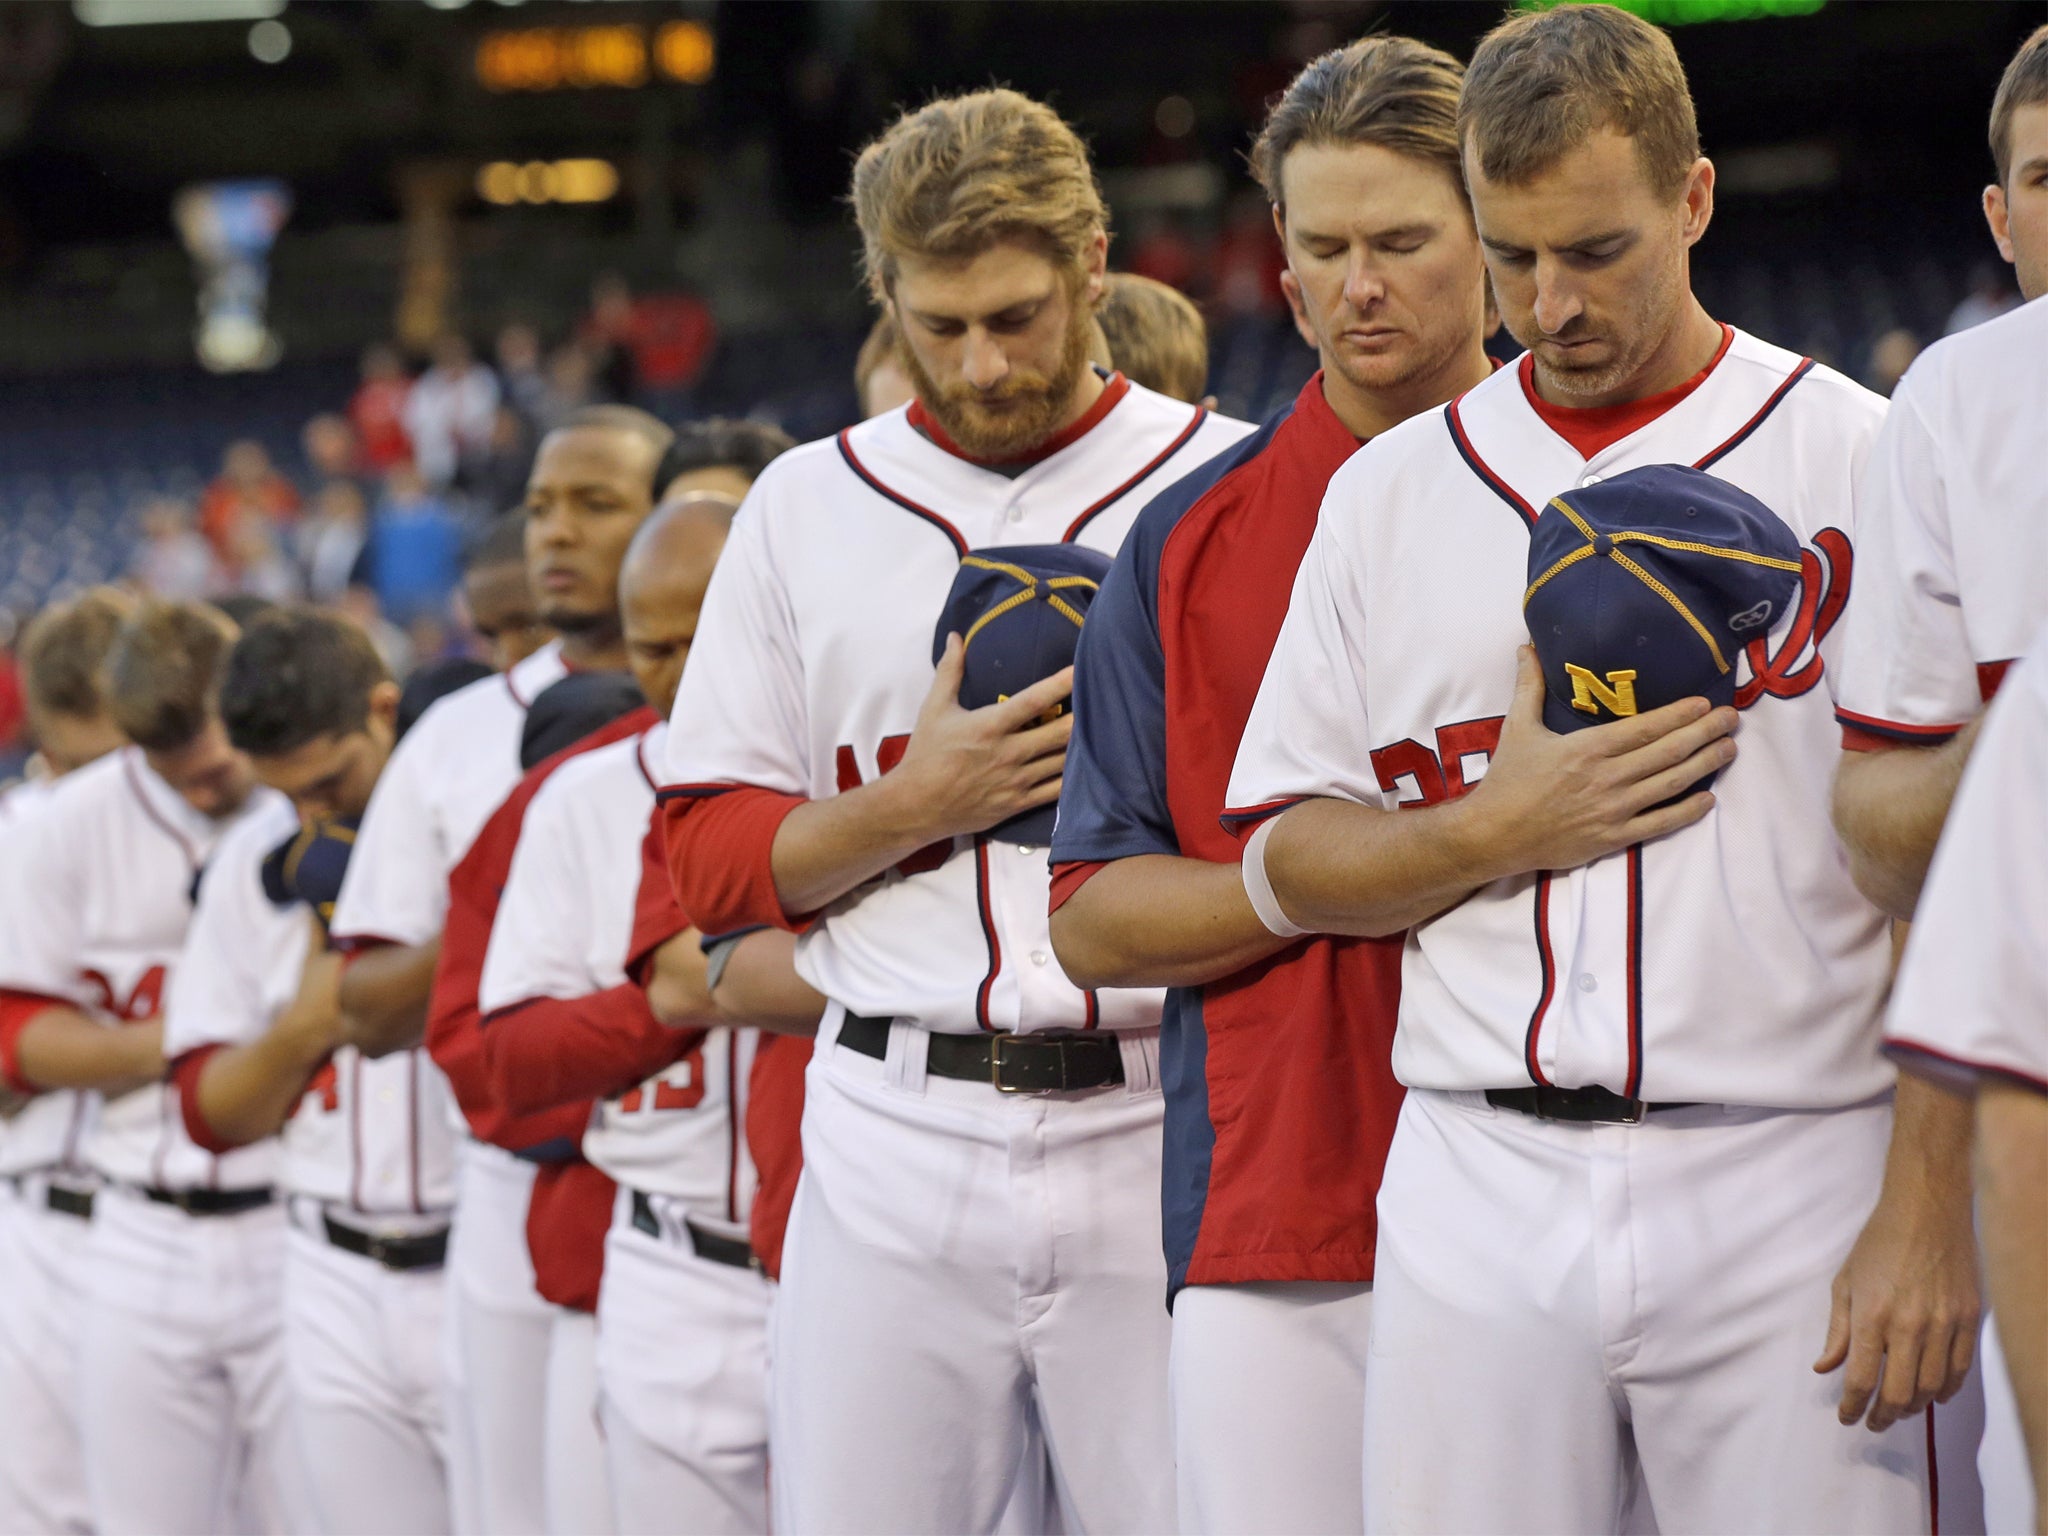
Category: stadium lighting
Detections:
[
  {"x1": 75, "y1": 0, "x2": 283, "y2": 24},
  {"x1": 476, "y1": 158, "x2": 620, "y2": 206},
  {"x1": 247, "y1": 18, "x2": 291, "y2": 63},
  {"x1": 476, "y1": 20, "x2": 713, "y2": 91}
]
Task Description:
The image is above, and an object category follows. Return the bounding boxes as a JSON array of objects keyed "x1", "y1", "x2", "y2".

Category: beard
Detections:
[
  {"x1": 898, "y1": 295, "x2": 1096, "y2": 462},
  {"x1": 1516, "y1": 263, "x2": 1683, "y2": 404}
]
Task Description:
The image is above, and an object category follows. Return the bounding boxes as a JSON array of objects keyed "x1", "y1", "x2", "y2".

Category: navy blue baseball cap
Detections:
[
  {"x1": 1524, "y1": 465, "x2": 1804, "y2": 742},
  {"x1": 259, "y1": 816, "x2": 359, "y2": 935},
  {"x1": 933, "y1": 543, "x2": 1113, "y2": 847}
]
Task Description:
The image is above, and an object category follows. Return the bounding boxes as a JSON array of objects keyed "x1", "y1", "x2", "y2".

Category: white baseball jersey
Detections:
[
  {"x1": 1227, "y1": 327, "x2": 1893, "y2": 1108},
  {"x1": 1835, "y1": 294, "x2": 2048, "y2": 740},
  {"x1": 1886, "y1": 625, "x2": 2048, "y2": 1091},
  {"x1": 662, "y1": 377, "x2": 1252, "y2": 1034},
  {"x1": 330, "y1": 639, "x2": 567, "y2": 949},
  {"x1": 164, "y1": 794, "x2": 460, "y2": 1214},
  {"x1": 480, "y1": 723, "x2": 755, "y2": 1226},
  {"x1": 0, "y1": 777, "x2": 96, "y2": 1181},
  {"x1": 0, "y1": 747, "x2": 280, "y2": 1189}
]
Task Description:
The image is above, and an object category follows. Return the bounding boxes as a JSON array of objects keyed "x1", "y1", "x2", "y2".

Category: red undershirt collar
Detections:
[
  {"x1": 1519, "y1": 322, "x2": 1734, "y2": 460},
  {"x1": 908, "y1": 371, "x2": 1132, "y2": 469}
]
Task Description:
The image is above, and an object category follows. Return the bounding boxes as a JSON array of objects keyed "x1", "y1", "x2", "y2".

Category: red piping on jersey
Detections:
[
  {"x1": 121, "y1": 754, "x2": 201, "y2": 874},
  {"x1": 1887, "y1": 1037, "x2": 2048, "y2": 1097},
  {"x1": 726, "y1": 1045, "x2": 741, "y2": 1225},
  {"x1": 634, "y1": 731, "x2": 659, "y2": 791},
  {"x1": 1443, "y1": 400, "x2": 1539, "y2": 529},
  {"x1": 408, "y1": 1049, "x2": 422, "y2": 1214},
  {"x1": 1978, "y1": 659, "x2": 2015, "y2": 702},
  {"x1": 1624, "y1": 846, "x2": 1644, "y2": 1099},
  {"x1": 1926, "y1": 1407, "x2": 1940, "y2": 1536},
  {"x1": 1693, "y1": 358, "x2": 1815, "y2": 471},
  {"x1": 1834, "y1": 707, "x2": 1964, "y2": 745},
  {"x1": 835, "y1": 435, "x2": 970, "y2": 556},
  {"x1": 348, "y1": 1053, "x2": 364, "y2": 1211},
  {"x1": 169, "y1": 1044, "x2": 235, "y2": 1154},
  {"x1": 1525, "y1": 873, "x2": 1556, "y2": 1087},
  {"x1": 504, "y1": 667, "x2": 535, "y2": 710},
  {"x1": 1216, "y1": 796, "x2": 1304, "y2": 834},
  {"x1": 973, "y1": 840, "x2": 1002, "y2": 1032},
  {"x1": 1061, "y1": 405, "x2": 1210, "y2": 541}
]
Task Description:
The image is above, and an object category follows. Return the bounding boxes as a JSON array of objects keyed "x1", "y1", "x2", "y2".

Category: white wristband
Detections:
[{"x1": 1242, "y1": 817, "x2": 1311, "y2": 940}]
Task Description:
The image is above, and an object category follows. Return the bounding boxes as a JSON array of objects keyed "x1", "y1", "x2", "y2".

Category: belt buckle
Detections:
[
  {"x1": 1616, "y1": 1097, "x2": 1647, "y2": 1125},
  {"x1": 364, "y1": 1233, "x2": 393, "y2": 1267},
  {"x1": 988, "y1": 1033, "x2": 1054, "y2": 1094}
]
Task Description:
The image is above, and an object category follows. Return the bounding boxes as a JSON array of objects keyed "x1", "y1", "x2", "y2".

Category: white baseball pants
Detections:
[
  {"x1": 442, "y1": 1139, "x2": 552, "y2": 1536},
  {"x1": 543, "y1": 1308, "x2": 613, "y2": 1536},
  {"x1": 1979, "y1": 1314, "x2": 2032, "y2": 1535},
  {"x1": 1366, "y1": 1089, "x2": 1937, "y2": 1535},
  {"x1": 77, "y1": 1185, "x2": 292, "y2": 1536},
  {"x1": 0, "y1": 1179, "x2": 96, "y2": 1534},
  {"x1": 1169, "y1": 1281, "x2": 1373, "y2": 1536},
  {"x1": 283, "y1": 1216, "x2": 450, "y2": 1535},
  {"x1": 596, "y1": 1190, "x2": 772, "y2": 1536},
  {"x1": 770, "y1": 1013, "x2": 1175, "y2": 1536}
]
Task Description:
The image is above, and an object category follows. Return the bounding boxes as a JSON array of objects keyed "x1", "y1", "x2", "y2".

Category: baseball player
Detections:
[
  {"x1": 1047, "y1": 36, "x2": 1492, "y2": 1535},
  {"x1": 660, "y1": 88, "x2": 1251, "y2": 1534},
  {"x1": 1834, "y1": 28, "x2": 2048, "y2": 1534},
  {"x1": 0, "y1": 588, "x2": 134, "y2": 1535},
  {"x1": 0, "y1": 600, "x2": 293, "y2": 1535},
  {"x1": 1884, "y1": 619, "x2": 2048, "y2": 1529},
  {"x1": 479, "y1": 497, "x2": 778, "y2": 1534},
  {"x1": 331, "y1": 404, "x2": 673, "y2": 1535},
  {"x1": 1225, "y1": 7, "x2": 1973, "y2": 1530},
  {"x1": 463, "y1": 512, "x2": 553, "y2": 673},
  {"x1": 169, "y1": 609, "x2": 459, "y2": 1536},
  {"x1": 1092, "y1": 273, "x2": 1211, "y2": 405}
]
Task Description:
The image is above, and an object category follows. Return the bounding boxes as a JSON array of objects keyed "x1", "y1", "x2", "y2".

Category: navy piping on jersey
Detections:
[
  {"x1": 349, "y1": 1053, "x2": 364, "y2": 1211},
  {"x1": 122, "y1": 753, "x2": 202, "y2": 875},
  {"x1": 1886, "y1": 1038, "x2": 2048, "y2": 1097},
  {"x1": 971, "y1": 841, "x2": 1002, "y2": 1031},
  {"x1": 835, "y1": 434, "x2": 970, "y2": 556},
  {"x1": 1834, "y1": 707, "x2": 1966, "y2": 746},
  {"x1": 1443, "y1": 399, "x2": 1539, "y2": 529},
  {"x1": 1060, "y1": 406, "x2": 1210, "y2": 541},
  {"x1": 408, "y1": 1049, "x2": 423, "y2": 1214},
  {"x1": 1624, "y1": 845, "x2": 1645, "y2": 1099},
  {"x1": 1692, "y1": 359, "x2": 1815, "y2": 470},
  {"x1": 655, "y1": 783, "x2": 738, "y2": 804},
  {"x1": 1525, "y1": 872, "x2": 1557, "y2": 1087},
  {"x1": 726, "y1": 1046, "x2": 741, "y2": 1223}
]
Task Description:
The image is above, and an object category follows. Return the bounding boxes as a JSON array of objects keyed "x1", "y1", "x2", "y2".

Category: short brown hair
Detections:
[
  {"x1": 1991, "y1": 24, "x2": 2048, "y2": 188},
  {"x1": 104, "y1": 600, "x2": 237, "y2": 752},
  {"x1": 1249, "y1": 35, "x2": 1468, "y2": 206},
  {"x1": 19, "y1": 587, "x2": 134, "y2": 719},
  {"x1": 1461, "y1": 4, "x2": 1700, "y2": 200},
  {"x1": 854, "y1": 310, "x2": 901, "y2": 405},
  {"x1": 1096, "y1": 275, "x2": 1209, "y2": 404},
  {"x1": 851, "y1": 88, "x2": 1108, "y2": 298}
]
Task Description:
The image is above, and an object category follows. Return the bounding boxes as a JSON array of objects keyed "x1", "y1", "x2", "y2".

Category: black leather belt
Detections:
[
  {"x1": 839, "y1": 1012, "x2": 1126, "y2": 1094},
  {"x1": 629, "y1": 1190, "x2": 758, "y2": 1270},
  {"x1": 143, "y1": 1184, "x2": 274, "y2": 1216},
  {"x1": 45, "y1": 1184, "x2": 94, "y2": 1220},
  {"x1": 322, "y1": 1214, "x2": 449, "y2": 1272},
  {"x1": 1486, "y1": 1085, "x2": 1701, "y2": 1125}
]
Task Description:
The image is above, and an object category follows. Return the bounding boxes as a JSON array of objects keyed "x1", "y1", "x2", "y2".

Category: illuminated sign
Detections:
[
  {"x1": 475, "y1": 20, "x2": 713, "y2": 92},
  {"x1": 476, "y1": 159, "x2": 621, "y2": 206},
  {"x1": 1517, "y1": 0, "x2": 1824, "y2": 21}
]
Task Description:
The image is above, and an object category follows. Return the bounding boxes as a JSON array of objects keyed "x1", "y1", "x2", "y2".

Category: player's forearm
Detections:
[
  {"x1": 338, "y1": 938, "x2": 441, "y2": 1058},
  {"x1": 1050, "y1": 855, "x2": 1291, "y2": 989},
  {"x1": 1264, "y1": 795, "x2": 1507, "y2": 939},
  {"x1": 1976, "y1": 1082, "x2": 2048, "y2": 1521},
  {"x1": 194, "y1": 1030, "x2": 333, "y2": 1147},
  {"x1": 1831, "y1": 728, "x2": 1978, "y2": 922},
  {"x1": 709, "y1": 930, "x2": 826, "y2": 1036},
  {"x1": 770, "y1": 775, "x2": 950, "y2": 916},
  {"x1": 15, "y1": 1010, "x2": 164, "y2": 1094}
]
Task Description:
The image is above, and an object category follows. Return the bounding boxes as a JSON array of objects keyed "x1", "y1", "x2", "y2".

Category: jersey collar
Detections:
[{"x1": 907, "y1": 370, "x2": 1132, "y2": 471}]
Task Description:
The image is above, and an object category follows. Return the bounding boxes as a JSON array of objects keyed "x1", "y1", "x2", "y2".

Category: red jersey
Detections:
[{"x1": 1049, "y1": 374, "x2": 1405, "y2": 1297}]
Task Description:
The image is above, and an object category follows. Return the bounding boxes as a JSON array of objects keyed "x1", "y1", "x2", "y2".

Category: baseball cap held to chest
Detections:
[
  {"x1": 1524, "y1": 465, "x2": 1804, "y2": 743},
  {"x1": 933, "y1": 543, "x2": 1113, "y2": 847}
]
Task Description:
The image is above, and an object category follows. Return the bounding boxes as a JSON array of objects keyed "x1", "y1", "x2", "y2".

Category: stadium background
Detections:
[{"x1": 0, "y1": 0, "x2": 2038, "y2": 776}]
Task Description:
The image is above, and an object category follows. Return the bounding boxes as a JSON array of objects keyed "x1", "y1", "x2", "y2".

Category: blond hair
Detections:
[
  {"x1": 20, "y1": 587, "x2": 134, "y2": 720},
  {"x1": 1461, "y1": 4, "x2": 1700, "y2": 200},
  {"x1": 850, "y1": 88, "x2": 1108, "y2": 298},
  {"x1": 1096, "y1": 275, "x2": 1209, "y2": 404},
  {"x1": 1249, "y1": 35, "x2": 1468, "y2": 207},
  {"x1": 1991, "y1": 24, "x2": 2048, "y2": 188},
  {"x1": 104, "y1": 600, "x2": 237, "y2": 753}
]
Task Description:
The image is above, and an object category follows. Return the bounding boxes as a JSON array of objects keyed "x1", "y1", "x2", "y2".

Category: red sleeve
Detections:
[
  {"x1": 525, "y1": 1159, "x2": 615, "y2": 1314},
  {"x1": 658, "y1": 788, "x2": 810, "y2": 936},
  {"x1": 168, "y1": 1044, "x2": 239, "y2": 1154},
  {"x1": 1048, "y1": 860, "x2": 1108, "y2": 916},
  {"x1": 0, "y1": 989, "x2": 70, "y2": 1095},
  {"x1": 746, "y1": 1034, "x2": 811, "y2": 1282},
  {"x1": 624, "y1": 812, "x2": 692, "y2": 985},
  {"x1": 481, "y1": 984, "x2": 704, "y2": 1116}
]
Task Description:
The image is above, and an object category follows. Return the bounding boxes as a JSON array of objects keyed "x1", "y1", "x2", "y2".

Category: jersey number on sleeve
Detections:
[
  {"x1": 78, "y1": 965, "x2": 168, "y2": 1024},
  {"x1": 836, "y1": 736, "x2": 951, "y2": 874},
  {"x1": 619, "y1": 1047, "x2": 707, "y2": 1113},
  {"x1": 1369, "y1": 718, "x2": 1505, "y2": 808}
]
